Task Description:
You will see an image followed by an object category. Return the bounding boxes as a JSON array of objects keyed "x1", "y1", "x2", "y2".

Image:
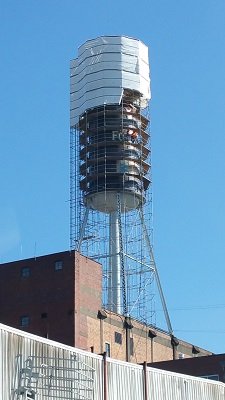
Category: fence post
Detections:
[
  {"x1": 143, "y1": 361, "x2": 148, "y2": 400},
  {"x1": 103, "y1": 352, "x2": 108, "y2": 400}
]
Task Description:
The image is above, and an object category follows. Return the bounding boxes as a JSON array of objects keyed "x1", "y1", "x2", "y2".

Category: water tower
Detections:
[{"x1": 70, "y1": 36, "x2": 172, "y2": 330}]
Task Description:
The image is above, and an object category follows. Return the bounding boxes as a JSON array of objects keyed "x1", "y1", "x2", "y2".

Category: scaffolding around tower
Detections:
[
  {"x1": 70, "y1": 36, "x2": 172, "y2": 331},
  {"x1": 70, "y1": 98, "x2": 154, "y2": 319}
]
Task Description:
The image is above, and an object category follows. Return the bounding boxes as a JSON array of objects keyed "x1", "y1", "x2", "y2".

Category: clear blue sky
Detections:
[{"x1": 0, "y1": 0, "x2": 225, "y2": 354}]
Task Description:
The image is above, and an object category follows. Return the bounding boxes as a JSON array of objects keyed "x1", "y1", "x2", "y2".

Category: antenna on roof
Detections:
[{"x1": 34, "y1": 241, "x2": 37, "y2": 260}]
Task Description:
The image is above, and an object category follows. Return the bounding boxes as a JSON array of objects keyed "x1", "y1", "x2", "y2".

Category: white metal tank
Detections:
[{"x1": 70, "y1": 36, "x2": 151, "y2": 213}]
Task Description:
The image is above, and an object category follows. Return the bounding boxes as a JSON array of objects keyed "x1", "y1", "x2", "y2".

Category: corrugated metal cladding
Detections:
[
  {"x1": 1, "y1": 324, "x2": 225, "y2": 400},
  {"x1": 70, "y1": 36, "x2": 151, "y2": 126}
]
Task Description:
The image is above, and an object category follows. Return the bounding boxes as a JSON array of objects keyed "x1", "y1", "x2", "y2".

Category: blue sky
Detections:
[{"x1": 0, "y1": 0, "x2": 225, "y2": 354}]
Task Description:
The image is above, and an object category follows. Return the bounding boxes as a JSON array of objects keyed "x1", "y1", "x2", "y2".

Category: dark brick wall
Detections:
[
  {"x1": 0, "y1": 250, "x2": 102, "y2": 349},
  {"x1": 0, "y1": 251, "x2": 76, "y2": 346},
  {"x1": 148, "y1": 353, "x2": 225, "y2": 382}
]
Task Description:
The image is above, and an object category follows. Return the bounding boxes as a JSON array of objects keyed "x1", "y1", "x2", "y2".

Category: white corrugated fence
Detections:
[{"x1": 0, "y1": 323, "x2": 224, "y2": 399}]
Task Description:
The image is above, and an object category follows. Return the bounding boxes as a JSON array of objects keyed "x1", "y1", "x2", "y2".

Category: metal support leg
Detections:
[{"x1": 138, "y1": 207, "x2": 173, "y2": 336}]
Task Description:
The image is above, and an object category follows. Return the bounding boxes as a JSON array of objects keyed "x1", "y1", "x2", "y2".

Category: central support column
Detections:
[{"x1": 108, "y1": 211, "x2": 121, "y2": 314}]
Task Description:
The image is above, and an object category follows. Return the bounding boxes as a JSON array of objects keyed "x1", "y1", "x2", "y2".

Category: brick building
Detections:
[
  {"x1": 148, "y1": 353, "x2": 225, "y2": 383},
  {"x1": 0, "y1": 250, "x2": 212, "y2": 364}
]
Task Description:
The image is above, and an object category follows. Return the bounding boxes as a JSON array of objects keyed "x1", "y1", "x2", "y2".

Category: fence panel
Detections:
[
  {"x1": 107, "y1": 358, "x2": 144, "y2": 400},
  {"x1": 146, "y1": 366, "x2": 225, "y2": 400},
  {"x1": 0, "y1": 324, "x2": 103, "y2": 400}
]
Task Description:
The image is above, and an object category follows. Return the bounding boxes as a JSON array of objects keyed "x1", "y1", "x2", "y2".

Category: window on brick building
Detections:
[
  {"x1": 21, "y1": 267, "x2": 30, "y2": 278},
  {"x1": 41, "y1": 313, "x2": 47, "y2": 319},
  {"x1": 130, "y1": 337, "x2": 134, "y2": 356},
  {"x1": 20, "y1": 316, "x2": 30, "y2": 327},
  {"x1": 105, "y1": 342, "x2": 111, "y2": 357},
  {"x1": 115, "y1": 331, "x2": 122, "y2": 344},
  {"x1": 55, "y1": 260, "x2": 63, "y2": 271}
]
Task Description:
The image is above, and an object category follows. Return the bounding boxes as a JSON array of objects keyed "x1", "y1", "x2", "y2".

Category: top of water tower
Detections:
[{"x1": 70, "y1": 35, "x2": 151, "y2": 126}]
